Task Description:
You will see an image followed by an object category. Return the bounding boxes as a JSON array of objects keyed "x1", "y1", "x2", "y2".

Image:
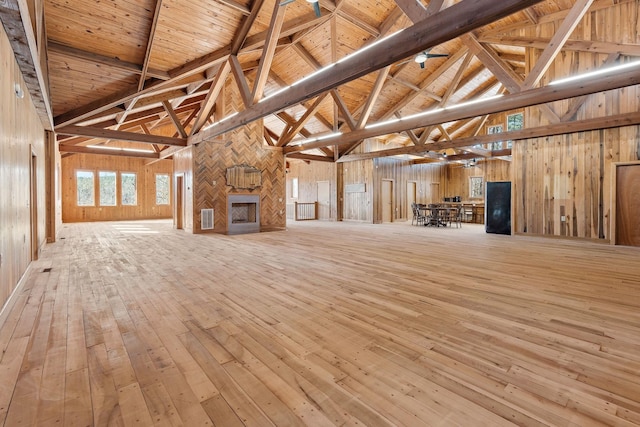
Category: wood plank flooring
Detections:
[{"x1": 1, "y1": 219, "x2": 640, "y2": 426}]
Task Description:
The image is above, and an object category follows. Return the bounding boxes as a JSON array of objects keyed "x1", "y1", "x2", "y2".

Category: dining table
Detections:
[{"x1": 420, "y1": 204, "x2": 458, "y2": 227}]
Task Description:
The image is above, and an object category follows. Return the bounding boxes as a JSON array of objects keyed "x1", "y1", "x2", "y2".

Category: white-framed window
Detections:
[
  {"x1": 488, "y1": 124, "x2": 503, "y2": 150},
  {"x1": 506, "y1": 112, "x2": 524, "y2": 149},
  {"x1": 291, "y1": 177, "x2": 299, "y2": 199},
  {"x1": 156, "y1": 174, "x2": 170, "y2": 205},
  {"x1": 121, "y1": 172, "x2": 137, "y2": 206},
  {"x1": 99, "y1": 171, "x2": 117, "y2": 206},
  {"x1": 469, "y1": 176, "x2": 484, "y2": 199},
  {"x1": 76, "y1": 170, "x2": 95, "y2": 206}
]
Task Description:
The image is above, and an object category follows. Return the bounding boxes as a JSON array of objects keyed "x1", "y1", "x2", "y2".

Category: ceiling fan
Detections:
[
  {"x1": 462, "y1": 158, "x2": 479, "y2": 168},
  {"x1": 414, "y1": 49, "x2": 449, "y2": 69},
  {"x1": 280, "y1": 0, "x2": 321, "y2": 17}
]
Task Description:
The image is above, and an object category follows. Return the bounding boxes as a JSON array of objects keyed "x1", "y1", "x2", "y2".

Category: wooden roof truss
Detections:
[{"x1": 2, "y1": 0, "x2": 640, "y2": 162}]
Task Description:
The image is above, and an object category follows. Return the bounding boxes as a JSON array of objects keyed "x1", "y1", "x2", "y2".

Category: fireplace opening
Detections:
[
  {"x1": 231, "y1": 202, "x2": 257, "y2": 224},
  {"x1": 227, "y1": 194, "x2": 260, "y2": 234}
]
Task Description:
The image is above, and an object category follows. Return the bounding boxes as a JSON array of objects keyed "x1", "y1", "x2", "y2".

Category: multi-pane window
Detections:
[
  {"x1": 76, "y1": 170, "x2": 95, "y2": 206},
  {"x1": 488, "y1": 124, "x2": 503, "y2": 150},
  {"x1": 506, "y1": 112, "x2": 524, "y2": 149},
  {"x1": 99, "y1": 171, "x2": 117, "y2": 206},
  {"x1": 469, "y1": 176, "x2": 484, "y2": 199},
  {"x1": 156, "y1": 174, "x2": 170, "y2": 205},
  {"x1": 121, "y1": 173, "x2": 137, "y2": 206}
]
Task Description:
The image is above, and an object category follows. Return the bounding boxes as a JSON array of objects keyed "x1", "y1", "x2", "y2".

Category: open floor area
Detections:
[{"x1": 1, "y1": 220, "x2": 640, "y2": 426}]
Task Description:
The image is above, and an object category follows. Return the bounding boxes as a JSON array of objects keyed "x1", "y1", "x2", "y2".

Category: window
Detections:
[
  {"x1": 469, "y1": 176, "x2": 484, "y2": 199},
  {"x1": 99, "y1": 171, "x2": 117, "y2": 206},
  {"x1": 121, "y1": 173, "x2": 137, "y2": 206},
  {"x1": 76, "y1": 170, "x2": 95, "y2": 206},
  {"x1": 291, "y1": 177, "x2": 299, "y2": 199},
  {"x1": 487, "y1": 124, "x2": 503, "y2": 150},
  {"x1": 506, "y1": 112, "x2": 524, "y2": 149},
  {"x1": 156, "y1": 174, "x2": 170, "y2": 205}
]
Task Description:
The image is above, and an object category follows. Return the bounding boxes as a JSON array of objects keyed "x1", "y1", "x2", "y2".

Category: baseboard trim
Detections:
[{"x1": 0, "y1": 263, "x2": 33, "y2": 331}]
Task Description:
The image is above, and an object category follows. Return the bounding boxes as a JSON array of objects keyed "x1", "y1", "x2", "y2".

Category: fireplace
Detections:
[{"x1": 227, "y1": 194, "x2": 260, "y2": 234}]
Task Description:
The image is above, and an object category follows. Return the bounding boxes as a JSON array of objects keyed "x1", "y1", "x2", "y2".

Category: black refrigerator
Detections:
[{"x1": 485, "y1": 181, "x2": 511, "y2": 235}]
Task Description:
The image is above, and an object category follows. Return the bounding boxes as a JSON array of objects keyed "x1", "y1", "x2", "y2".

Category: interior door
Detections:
[
  {"x1": 616, "y1": 164, "x2": 640, "y2": 246},
  {"x1": 407, "y1": 181, "x2": 416, "y2": 222},
  {"x1": 175, "y1": 175, "x2": 184, "y2": 230},
  {"x1": 382, "y1": 180, "x2": 393, "y2": 223},
  {"x1": 30, "y1": 152, "x2": 38, "y2": 261},
  {"x1": 317, "y1": 181, "x2": 330, "y2": 220}
]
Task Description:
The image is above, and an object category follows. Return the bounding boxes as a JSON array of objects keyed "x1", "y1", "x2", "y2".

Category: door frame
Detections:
[
  {"x1": 174, "y1": 174, "x2": 184, "y2": 230},
  {"x1": 407, "y1": 181, "x2": 417, "y2": 222},
  {"x1": 381, "y1": 179, "x2": 394, "y2": 223},
  {"x1": 316, "y1": 180, "x2": 331, "y2": 220},
  {"x1": 611, "y1": 161, "x2": 640, "y2": 245},
  {"x1": 30, "y1": 149, "x2": 39, "y2": 261}
]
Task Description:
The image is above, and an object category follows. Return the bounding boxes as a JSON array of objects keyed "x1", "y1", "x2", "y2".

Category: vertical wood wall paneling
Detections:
[
  {"x1": 172, "y1": 147, "x2": 194, "y2": 232},
  {"x1": 286, "y1": 161, "x2": 338, "y2": 220},
  {"x1": 516, "y1": 2, "x2": 640, "y2": 240},
  {"x1": 0, "y1": 24, "x2": 47, "y2": 310},
  {"x1": 60, "y1": 154, "x2": 174, "y2": 222}
]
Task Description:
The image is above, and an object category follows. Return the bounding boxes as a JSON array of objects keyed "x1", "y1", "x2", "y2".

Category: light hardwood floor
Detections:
[{"x1": 1, "y1": 220, "x2": 639, "y2": 426}]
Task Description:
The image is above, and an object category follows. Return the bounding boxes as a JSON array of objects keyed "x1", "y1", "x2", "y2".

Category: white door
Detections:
[{"x1": 317, "y1": 181, "x2": 330, "y2": 220}]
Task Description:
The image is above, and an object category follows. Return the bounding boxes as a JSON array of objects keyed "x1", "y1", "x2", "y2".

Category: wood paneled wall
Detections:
[
  {"x1": 173, "y1": 147, "x2": 194, "y2": 231},
  {"x1": 0, "y1": 24, "x2": 47, "y2": 310},
  {"x1": 513, "y1": 1, "x2": 640, "y2": 240},
  {"x1": 61, "y1": 154, "x2": 173, "y2": 222},
  {"x1": 286, "y1": 160, "x2": 338, "y2": 219},
  {"x1": 342, "y1": 160, "x2": 374, "y2": 222}
]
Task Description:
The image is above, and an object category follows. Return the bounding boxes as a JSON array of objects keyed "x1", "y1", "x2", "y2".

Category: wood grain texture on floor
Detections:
[{"x1": 1, "y1": 220, "x2": 639, "y2": 426}]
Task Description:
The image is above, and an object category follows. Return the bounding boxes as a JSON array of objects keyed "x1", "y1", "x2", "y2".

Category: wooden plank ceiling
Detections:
[{"x1": 24, "y1": 0, "x2": 640, "y2": 162}]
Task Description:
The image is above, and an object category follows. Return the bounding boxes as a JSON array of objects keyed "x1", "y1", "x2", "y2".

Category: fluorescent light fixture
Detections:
[
  {"x1": 336, "y1": 30, "x2": 402, "y2": 64},
  {"x1": 291, "y1": 132, "x2": 342, "y2": 146},
  {"x1": 217, "y1": 111, "x2": 238, "y2": 123},
  {"x1": 402, "y1": 108, "x2": 444, "y2": 121},
  {"x1": 259, "y1": 86, "x2": 291, "y2": 103},
  {"x1": 87, "y1": 145, "x2": 154, "y2": 153},
  {"x1": 365, "y1": 117, "x2": 401, "y2": 130},
  {"x1": 444, "y1": 94, "x2": 503, "y2": 111},
  {"x1": 202, "y1": 111, "x2": 239, "y2": 130},
  {"x1": 550, "y1": 60, "x2": 640, "y2": 86},
  {"x1": 315, "y1": 132, "x2": 341, "y2": 141}
]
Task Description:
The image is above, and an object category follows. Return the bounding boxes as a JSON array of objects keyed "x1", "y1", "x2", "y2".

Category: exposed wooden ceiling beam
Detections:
[
  {"x1": 479, "y1": 35, "x2": 640, "y2": 57},
  {"x1": 162, "y1": 101, "x2": 188, "y2": 138},
  {"x1": 58, "y1": 144, "x2": 160, "y2": 159},
  {"x1": 56, "y1": 125, "x2": 187, "y2": 147},
  {"x1": 336, "y1": 111, "x2": 640, "y2": 162},
  {"x1": 278, "y1": 94, "x2": 330, "y2": 147},
  {"x1": 138, "y1": 0, "x2": 163, "y2": 91},
  {"x1": 190, "y1": 60, "x2": 232, "y2": 135},
  {"x1": 463, "y1": 33, "x2": 560, "y2": 123},
  {"x1": 286, "y1": 153, "x2": 335, "y2": 163},
  {"x1": 522, "y1": 0, "x2": 595, "y2": 90},
  {"x1": 285, "y1": 63, "x2": 640, "y2": 153},
  {"x1": 356, "y1": 66, "x2": 391, "y2": 130},
  {"x1": 252, "y1": 1, "x2": 287, "y2": 104},
  {"x1": 378, "y1": 48, "x2": 468, "y2": 121},
  {"x1": 232, "y1": 0, "x2": 265, "y2": 53},
  {"x1": 48, "y1": 41, "x2": 169, "y2": 80},
  {"x1": 53, "y1": 9, "x2": 328, "y2": 128},
  {"x1": 190, "y1": 0, "x2": 545, "y2": 145}
]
